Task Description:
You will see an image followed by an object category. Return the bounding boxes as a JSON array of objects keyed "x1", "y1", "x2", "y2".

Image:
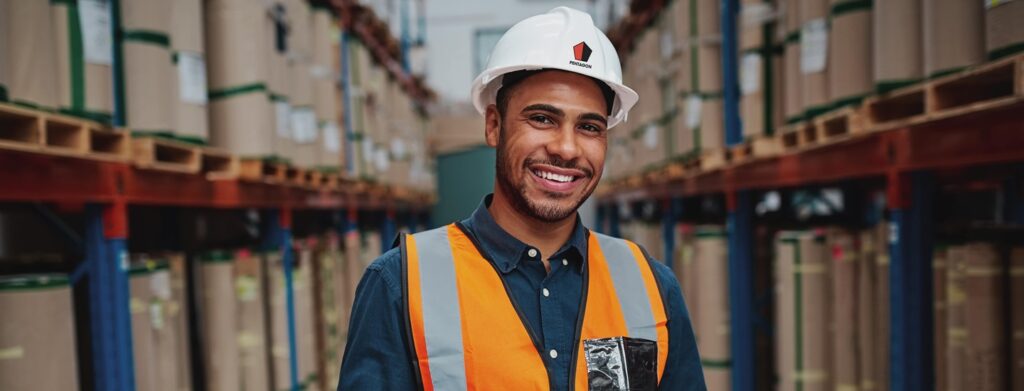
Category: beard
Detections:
[{"x1": 494, "y1": 124, "x2": 596, "y2": 223}]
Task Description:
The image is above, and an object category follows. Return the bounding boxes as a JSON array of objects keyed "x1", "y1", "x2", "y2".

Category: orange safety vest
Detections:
[{"x1": 401, "y1": 223, "x2": 669, "y2": 390}]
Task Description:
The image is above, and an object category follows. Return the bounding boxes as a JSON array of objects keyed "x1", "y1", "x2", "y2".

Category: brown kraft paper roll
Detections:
[
  {"x1": 923, "y1": 0, "x2": 985, "y2": 78},
  {"x1": 856, "y1": 228, "x2": 877, "y2": 391},
  {"x1": 986, "y1": 0, "x2": 1024, "y2": 58},
  {"x1": 827, "y1": 229, "x2": 858, "y2": 391},
  {"x1": 828, "y1": 1, "x2": 872, "y2": 104},
  {"x1": 1010, "y1": 247, "x2": 1024, "y2": 391},
  {"x1": 932, "y1": 246, "x2": 948, "y2": 391},
  {"x1": 694, "y1": 227, "x2": 730, "y2": 389},
  {"x1": 236, "y1": 251, "x2": 271, "y2": 391},
  {"x1": 201, "y1": 259, "x2": 240, "y2": 391},
  {"x1": 963, "y1": 242, "x2": 1005, "y2": 391},
  {"x1": 945, "y1": 245, "x2": 967, "y2": 391},
  {"x1": 873, "y1": 0, "x2": 922, "y2": 86},
  {"x1": 0, "y1": 275, "x2": 80, "y2": 391}
]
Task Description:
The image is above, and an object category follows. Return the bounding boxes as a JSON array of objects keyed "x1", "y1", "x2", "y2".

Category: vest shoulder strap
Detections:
[{"x1": 590, "y1": 230, "x2": 664, "y2": 342}]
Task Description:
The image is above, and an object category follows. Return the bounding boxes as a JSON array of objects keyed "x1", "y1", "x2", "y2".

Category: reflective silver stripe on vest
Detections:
[
  {"x1": 594, "y1": 232, "x2": 659, "y2": 341},
  {"x1": 412, "y1": 227, "x2": 468, "y2": 390}
]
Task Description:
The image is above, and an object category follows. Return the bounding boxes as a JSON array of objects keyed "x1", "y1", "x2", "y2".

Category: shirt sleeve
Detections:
[
  {"x1": 337, "y1": 248, "x2": 419, "y2": 390},
  {"x1": 649, "y1": 260, "x2": 707, "y2": 391}
]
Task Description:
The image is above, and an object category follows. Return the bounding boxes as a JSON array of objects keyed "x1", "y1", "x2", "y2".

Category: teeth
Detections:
[{"x1": 535, "y1": 170, "x2": 574, "y2": 183}]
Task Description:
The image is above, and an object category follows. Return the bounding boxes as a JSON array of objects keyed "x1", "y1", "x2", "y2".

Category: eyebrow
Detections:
[{"x1": 522, "y1": 103, "x2": 608, "y2": 126}]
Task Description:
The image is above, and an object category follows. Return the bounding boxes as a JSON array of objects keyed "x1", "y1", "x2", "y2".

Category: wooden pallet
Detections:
[
  {"x1": 239, "y1": 159, "x2": 287, "y2": 183},
  {"x1": 683, "y1": 149, "x2": 728, "y2": 172},
  {"x1": 0, "y1": 103, "x2": 130, "y2": 160},
  {"x1": 132, "y1": 137, "x2": 201, "y2": 173},
  {"x1": 777, "y1": 121, "x2": 816, "y2": 151},
  {"x1": 200, "y1": 147, "x2": 239, "y2": 180},
  {"x1": 813, "y1": 106, "x2": 865, "y2": 140},
  {"x1": 285, "y1": 166, "x2": 307, "y2": 187},
  {"x1": 866, "y1": 53, "x2": 1024, "y2": 131},
  {"x1": 728, "y1": 136, "x2": 783, "y2": 164},
  {"x1": 302, "y1": 169, "x2": 324, "y2": 189}
]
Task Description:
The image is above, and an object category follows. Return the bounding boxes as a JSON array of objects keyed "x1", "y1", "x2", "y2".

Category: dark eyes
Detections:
[
  {"x1": 527, "y1": 114, "x2": 604, "y2": 134},
  {"x1": 529, "y1": 115, "x2": 555, "y2": 125},
  {"x1": 579, "y1": 123, "x2": 603, "y2": 134}
]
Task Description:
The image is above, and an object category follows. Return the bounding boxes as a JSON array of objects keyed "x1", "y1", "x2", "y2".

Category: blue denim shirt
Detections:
[{"x1": 338, "y1": 195, "x2": 706, "y2": 390}]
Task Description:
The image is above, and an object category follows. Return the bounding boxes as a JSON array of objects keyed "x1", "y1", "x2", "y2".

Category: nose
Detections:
[{"x1": 546, "y1": 123, "x2": 582, "y2": 161}]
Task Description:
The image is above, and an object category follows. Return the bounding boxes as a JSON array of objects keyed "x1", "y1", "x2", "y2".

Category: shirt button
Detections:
[
  {"x1": 549, "y1": 349, "x2": 558, "y2": 359},
  {"x1": 562, "y1": 259, "x2": 568, "y2": 266},
  {"x1": 542, "y1": 288, "x2": 550, "y2": 297},
  {"x1": 527, "y1": 248, "x2": 538, "y2": 258}
]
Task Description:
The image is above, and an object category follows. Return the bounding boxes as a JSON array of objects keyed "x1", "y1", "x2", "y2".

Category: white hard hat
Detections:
[{"x1": 470, "y1": 6, "x2": 638, "y2": 129}]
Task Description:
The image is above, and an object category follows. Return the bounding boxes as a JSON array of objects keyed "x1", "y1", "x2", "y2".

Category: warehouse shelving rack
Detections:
[
  {"x1": 597, "y1": 1, "x2": 1024, "y2": 390},
  {"x1": 0, "y1": 148, "x2": 431, "y2": 390}
]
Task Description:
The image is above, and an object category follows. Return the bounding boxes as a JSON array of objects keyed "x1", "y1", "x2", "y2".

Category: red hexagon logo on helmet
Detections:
[{"x1": 573, "y1": 42, "x2": 593, "y2": 62}]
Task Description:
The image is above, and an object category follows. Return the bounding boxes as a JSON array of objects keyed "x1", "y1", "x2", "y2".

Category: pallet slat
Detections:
[
  {"x1": 201, "y1": 147, "x2": 240, "y2": 180},
  {"x1": 132, "y1": 137, "x2": 201, "y2": 174}
]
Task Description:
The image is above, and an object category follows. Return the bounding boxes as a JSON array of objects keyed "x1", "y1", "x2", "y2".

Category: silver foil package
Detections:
[{"x1": 583, "y1": 336, "x2": 658, "y2": 390}]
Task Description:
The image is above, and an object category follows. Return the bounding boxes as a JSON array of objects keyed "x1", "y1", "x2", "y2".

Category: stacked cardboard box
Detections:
[
  {"x1": 286, "y1": 0, "x2": 319, "y2": 168},
  {"x1": 52, "y1": 0, "x2": 115, "y2": 122},
  {"x1": 128, "y1": 260, "x2": 183, "y2": 391},
  {"x1": 986, "y1": 0, "x2": 1024, "y2": 60},
  {"x1": 923, "y1": 1, "x2": 984, "y2": 79},
  {"x1": 942, "y1": 242, "x2": 1007, "y2": 390},
  {"x1": 205, "y1": 0, "x2": 278, "y2": 157},
  {"x1": 825, "y1": 229, "x2": 857, "y2": 390},
  {"x1": 798, "y1": 0, "x2": 829, "y2": 117},
  {"x1": 313, "y1": 6, "x2": 343, "y2": 169},
  {"x1": 667, "y1": 0, "x2": 693, "y2": 159},
  {"x1": 782, "y1": 0, "x2": 803, "y2": 124},
  {"x1": 172, "y1": 0, "x2": 210, "y2": 141},
  {"x1": 199, "y1": 251, "x2": 240, "y2": 391},
  {"x1": 0, "y1": 1, "x2": 60, "y2": 109},
  {"x1": 774, "y1": 230, "x2": 830, "y2": 391},
  {"x1": 739, "y1": 0, "x2": 781, "y2": 139},
  {"x1": 237, "y1": 250, "x2": 271, "y2": 391},
  {"x1": 120, "y1": 0, "x2": 176, "y2": 137},
  {"x1": 873, "y1": 0, "x2": 922, "y2": 92},
  {"x1": 317, "y1": 234, "x2": 347, "y2": 389},
  {"x1": 827, "y1": 0, "x2": 872, "y2": 108},
  {"x1": 0, "y1": 274, "x2": 80, "y2": 390},
  {"x1": 167, "y1": 253, "x2": 193, "y2": 390},
  {"x1": 693, "y1": 226, "x2": 730, "y2": 390}
]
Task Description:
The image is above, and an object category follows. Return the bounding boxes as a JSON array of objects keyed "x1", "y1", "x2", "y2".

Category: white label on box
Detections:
[
  {"x1": 685, "y1": 95, "x2": 702, "y2": 129},
  {"x1": 177, "y1": 52, "x2": 208, "y2": 104},
  {"x1": 800, "y1": 19, "x2": 828, "y2": 74},
  {"x1": 323, "y1": 122, "x2": 340, "y2": 153},
  {"x1": 741, "y1": 53, "x2": 762, "y2": 95},
  {"x1": 742, "y1": 3, "x2": 775, "y2": 27},
  {"x1": 643, "y1": 123, "x2": 659, "y2": 149},
  {"x1": 390, "y1": 138, "x2": 407, "y2": 159},
  {"x1": 374, "y1": 147, "x2": 389, "y2": 171},
  {"x1": 150, "y1": 271, "x2": 171, "y2": 300},
  {"x1": 290, "y1": 108, "x2": 317, "y2": 143},
  {"x1": 361, "y1": 139, "x2": 373, "y2": 162},
  {"x1": 275, "y1": 101, "x2": 291, "y2": 139},
  {"x1": 79, "y1": 0, "x2": 113, "y2": 65},
  {"x1": 986, "y1": 0, "x2": 1014, "y2": 9},
  {"x1": 660, "y1": 29, "x2": 674, "y2": 59}
]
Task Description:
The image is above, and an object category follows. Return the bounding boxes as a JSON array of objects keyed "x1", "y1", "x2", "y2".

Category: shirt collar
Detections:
[{"x1": 460, "y1": 194, "x2": 588, "y2": 273}]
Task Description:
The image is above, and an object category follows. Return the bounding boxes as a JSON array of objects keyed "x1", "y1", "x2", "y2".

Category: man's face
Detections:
[{"x1": 485, "y1": 70, "x2": 609, "y2": 223}]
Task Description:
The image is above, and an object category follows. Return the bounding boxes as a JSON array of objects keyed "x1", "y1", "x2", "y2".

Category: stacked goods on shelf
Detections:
[
  {"x1": 171, "y1": 0, "x2": 210, "y2": 142},
  {"x1": 873, "y1": 0, "x2": 922, "y2": 92},
  {"x1": 317, "y1": 234, "x2": 346, "y2": 389},
  {"x1": 689, "y1": 0, "x2": 725, "y2": 154},
  {"x1": 866, "y1": 222, "x2": 890, "y2": 390},
  {"x1": 825, "y1": 229, "x2": 857, "y2": 391},
  {"x1": 739, "y1": 0, "x2": 781, "y2": 140},
  {"x1": 168, "y1": 253, "x2": 193, "y2": 390},
  {"x1": 205, "y1": 0, "x2": 278, "y2": 157},
  {"x1": 237, "y1": 250, "x2": 271, "y2": 391},
  {"x1": 798, "y1": 0, "x2": 829, "y2": 117},
  {"x1": 932, "y1": 246, "x2": 948, "y2": 391},
  {"x1": 966, "y1": 242, "x2": 1006, "y2": 389},
  {"x1": 0, "y1": 274, "x2": 79, "y2": 390},
  {"x1": 286, "y1": 0, "x2": 319, "y2": 168},
  {"x1": 827, "y1": 0, "x2": 872, "y2": 109},
  {"x1": 128, "y1": 260, "x2": 183, "y2": 391},
  {"x1": 627, "y1": 23, "x2": 666, "y2": 174},
  {"x1": 674, "y1": 224, "x2": 699, "y2": 316},
  {"x1": 923, "y1": 1, "x2": 984, "y2": 79},
  {"x1": 986, "y1": 0, "x2": 1024, "y2": 60},
  {"x1": 1012, "y1": 247, "x2": 1024, "y2": 390},
  {"x1": 296, "y1": 246, "x2": 319, "y2": 388},
  {"x1": 312, "y1": 6, "x2": 343, "y2": 170},
  {"x1": 621, "y1": 219, "x2": 664, "y2": 261},
  {"x1": 343, "y1": 225, "x2": 363, "y2": 323},
  {"x1": 119, "y1": 0, "x2": 176, "y2": 137},
  {"x1": 667, "y1": 0, "x2": 692, "y2": 159},
  {"x1": 692, "y1": 226, "x2": 730, "y2": 390},
  {"x1": 346, "y1": 38, "x2": 374, "y2": 179},
  {"x1": 855, "y1": 226, "x2": 878, "y2": 391},
  {"x1": 0, "y1": 1, "x2": 60, "y2": 109},
  {"x1": 774, "y1": 230, "x2": 829, "y2": 391},
  {"x1": 199, "y1": 251, "x2": 240, "y2": 391},
  {"x1": 52, "y1": 0, "x2": 115, "y2": 122},
  {"x1": 782, "y1": 0, "x2": 803, "y2": 124}
]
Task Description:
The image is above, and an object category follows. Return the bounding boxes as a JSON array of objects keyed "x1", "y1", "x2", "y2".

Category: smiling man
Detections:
[{"x1": 338, "y1": 7, "x2": 705, "y2": 391}]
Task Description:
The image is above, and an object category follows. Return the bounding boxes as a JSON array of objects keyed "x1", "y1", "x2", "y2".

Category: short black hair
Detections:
[{"x1": 494, "y1": 70, "x2": 616, "y2": 118}]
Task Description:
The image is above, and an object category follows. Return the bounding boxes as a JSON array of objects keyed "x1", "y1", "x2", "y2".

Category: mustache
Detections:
[{"x1": 523, "y1": 157, "x2": 593, "y2": 178}]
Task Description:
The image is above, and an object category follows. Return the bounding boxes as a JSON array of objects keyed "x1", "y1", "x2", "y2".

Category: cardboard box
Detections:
[
  {"x1": 123, "y1": 41, "x2": 175, "y2": 134},
  {"x1": 1011, "y1": 247, "x2": 1024, "y2": 391},
  {"x1": 200, "y1": 254, "x2": 240, "y2": 391},
  {"x1": 237, "y1": 251, "x2": 271, "y2": 391},
  {"x1": 0, "y1": 274, "x2": 80, "y2": 391},
  {"x1": 827, "y1": 229, "x2": 858, "y2": 391},
  {"x1": 775, "y1": 230, "x2": 831, "y2": 391},
  {"x1": 210, "y1": 92, "x2": 275, "y2": 156},
  {"x1": 52, "y1": 0, "x2": 114, "y2": 121},
  {"x1": 924, "y1": 0, "x2": 984, "y2": 78},
  {"x1": 985, "y1": 0, "x2": 1024, "y2": 59},
  {"x1": 700, "y1": 98, "x2": 725, "y2": 151},
  {"x1": 963, "y1": 242, "x2": 1005, "y2": 390},
  {"x1": 799, "y1": 0, "x2": 829, "y2": 116},
  {"x1": 873, "y1": 0, "x2": 922, "y2": 89},
  {"x1": 694, "y1": 226, "x2": 730, "y2": 390},
  {"x1": 828, "y1": 1, "x2": 872, "y2": 106},
  {"x1": 1, "y1": 0, "x2": 59, "y2": 108},
  {"x1": 172, "y1": 0, "x2": 209, "y2": 141}
]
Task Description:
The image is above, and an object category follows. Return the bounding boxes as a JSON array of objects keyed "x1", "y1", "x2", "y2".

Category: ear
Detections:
[{"x1": 484, "y1": 104, "x2": 501, "y2": 148}]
